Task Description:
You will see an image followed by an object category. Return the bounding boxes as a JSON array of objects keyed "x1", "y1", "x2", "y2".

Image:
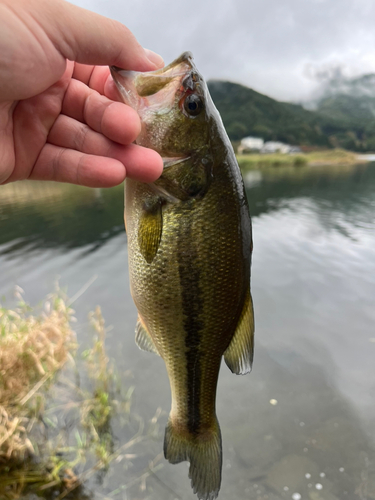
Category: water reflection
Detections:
[
  {"x1": 218, "y1": 344, "x2": 375, "y2": 500},
  {"x1": 245, "y1": 163, "x2": 375, "y2": 230},
  {"x1": 0, "y1": 181, "x2": 125, "y2": 256},
  {"x1": 1, "y1": 162, "x2": 375, "y2": 257},
  {"x1": 0, "y1": 163, "x2": 375, "y2": 500}
]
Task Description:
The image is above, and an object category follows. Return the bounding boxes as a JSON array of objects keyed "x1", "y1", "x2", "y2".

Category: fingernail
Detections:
[{"x1": 144, "y1": 49, "x2": 164, "y2": 69}]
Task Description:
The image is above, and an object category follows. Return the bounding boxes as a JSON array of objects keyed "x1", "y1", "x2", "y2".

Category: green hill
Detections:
[
  {"x1": 208, "y1": 80, "x2": 375, "y2": 151},
  {"x1": 314, "y1": 94, "x2": 375, "y2": 150},
  {"x1": 316, "y1": 94, "x2": 375, "y2": 124}
]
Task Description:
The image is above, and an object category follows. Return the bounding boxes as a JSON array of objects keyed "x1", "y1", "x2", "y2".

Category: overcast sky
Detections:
[{"x1": 72, "y1": 0, "x2": 375, "y2": 102}]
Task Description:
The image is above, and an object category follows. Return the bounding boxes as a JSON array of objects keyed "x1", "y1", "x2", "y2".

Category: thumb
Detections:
[{"x1": 33, "y1": 0, "x2": 163, "y2": 71}]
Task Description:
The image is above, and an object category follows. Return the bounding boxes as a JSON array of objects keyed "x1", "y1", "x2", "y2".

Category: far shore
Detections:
[{"x1": 237, "y1": 148, "x2": 373, "y2": 170}]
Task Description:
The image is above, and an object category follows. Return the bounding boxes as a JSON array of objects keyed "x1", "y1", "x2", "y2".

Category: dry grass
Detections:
[
  {"x1": 0, "y1": 293, "x2": 74, "y2": 403},
  {"x1": 0, "y1": 287, "x2": 76, "y2": 463}
]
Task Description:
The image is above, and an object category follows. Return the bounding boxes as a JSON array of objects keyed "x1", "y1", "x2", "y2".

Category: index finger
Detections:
[
  {"x1": 70, "y1": 65, "x2": 134, "y2": 111},
  {"x1": 62, "y1": 76, "x2": 141, "y2": 145}
]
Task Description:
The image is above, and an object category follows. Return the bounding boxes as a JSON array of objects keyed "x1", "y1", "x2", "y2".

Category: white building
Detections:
[
  {"x1": 238, "y1": 136, "x2": 264, "y2": 154},
  {"x1": 261, "y1": 141, "x2": 292, "y2": 154}
]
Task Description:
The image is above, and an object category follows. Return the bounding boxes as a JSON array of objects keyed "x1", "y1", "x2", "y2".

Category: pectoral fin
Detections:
[
  {"x1": 224, "y1": 289, "x2": 254, "y2": 375},
  {"x1": 138, "y1": 199, "x2": 162, "y2": 263},
  {"x1": 135, "y1": 316, "x2": 160, "y2": 356}
]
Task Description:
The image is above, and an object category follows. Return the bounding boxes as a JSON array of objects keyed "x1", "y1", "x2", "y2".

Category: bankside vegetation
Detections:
[
  {"x1": 237, "y1": 154, "x2": 307, "y2": 169},
  {"x1": 0, "y1": 287, "x2": 162, "y2": 500}
]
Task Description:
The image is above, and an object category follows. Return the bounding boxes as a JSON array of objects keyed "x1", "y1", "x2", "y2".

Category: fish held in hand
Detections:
[{"x1": 111, "y1": 52, "x2": 254, "y2": 500}]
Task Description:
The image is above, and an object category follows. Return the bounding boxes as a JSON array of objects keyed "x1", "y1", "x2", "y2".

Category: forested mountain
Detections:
[
  {"x1": 311, "y1": 74, "x2": 375, "y2": 150},
  {"x1": 208, "y1": 80, "x2": 375, "y2": 151}
]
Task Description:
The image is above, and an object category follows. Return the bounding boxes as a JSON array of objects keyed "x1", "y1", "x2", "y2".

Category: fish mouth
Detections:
[{"x1": 110, "y1": 52, "x2": 200, "y2": 115}]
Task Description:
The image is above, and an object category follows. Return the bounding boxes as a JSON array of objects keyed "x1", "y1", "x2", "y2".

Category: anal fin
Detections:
[
  {"x1": 135, "y1": 316, "x2": 160, "y2": 356},
  {"x1": 224, "y1": 289, "x2": 254, "y2": 375}
]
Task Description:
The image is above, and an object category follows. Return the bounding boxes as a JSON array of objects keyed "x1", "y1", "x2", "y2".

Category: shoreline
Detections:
[{"x1": 237, "y1": 149, "x2": 373, "y2": 169}]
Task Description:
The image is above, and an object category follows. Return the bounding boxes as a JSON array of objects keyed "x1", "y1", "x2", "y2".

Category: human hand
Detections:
[{"x1": 0, "y1": 0, "x2": 164, "y2": 187}]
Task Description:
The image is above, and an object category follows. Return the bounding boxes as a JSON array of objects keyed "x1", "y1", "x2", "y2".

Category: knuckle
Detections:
[
  {"x1": 83, "y1": 92, "x2": 108, "y2": 134},
  {"x1": 74, "y1": 122, "x2": 90, "y2": 152},
  {"x1": 52, "y1": 148, "x2": 66, "y2": 180}
]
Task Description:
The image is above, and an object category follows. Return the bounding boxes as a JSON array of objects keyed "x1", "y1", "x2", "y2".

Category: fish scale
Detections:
[{"x1": 111, "y1": 52, "x2": 254, "y2": 500}]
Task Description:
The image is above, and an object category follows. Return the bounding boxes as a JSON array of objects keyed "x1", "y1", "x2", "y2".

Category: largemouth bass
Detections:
[{"x1": 111, "y1": 52, "x2": 254, "y2": 500}]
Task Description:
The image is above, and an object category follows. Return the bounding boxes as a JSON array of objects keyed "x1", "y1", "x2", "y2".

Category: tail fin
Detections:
[{"x1": 163, "y1": 418, "x2": 222, "y2": 500}]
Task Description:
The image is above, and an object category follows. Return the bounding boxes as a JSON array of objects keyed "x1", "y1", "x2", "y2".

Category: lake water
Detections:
[{"x1": 1, "y1": 163, "x2": 375, "y2": 500}]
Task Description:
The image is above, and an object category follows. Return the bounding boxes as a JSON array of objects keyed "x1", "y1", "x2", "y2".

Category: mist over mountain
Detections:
[
  {"x1": 315, "y1": 73, "x2": 375, "y2": 100},
  {"x1": 308, "y1": 73, "x2": 375, "y2": 150}
]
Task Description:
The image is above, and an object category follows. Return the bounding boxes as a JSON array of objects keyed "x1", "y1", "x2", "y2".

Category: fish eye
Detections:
[{"x1": 184, "y1": 94, "x2": 203, "y2": 116}]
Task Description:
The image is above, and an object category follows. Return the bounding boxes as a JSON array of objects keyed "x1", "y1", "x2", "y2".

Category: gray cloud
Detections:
[{"x1": 72, "y1": 0, "x2": 375, "y2": 101}]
